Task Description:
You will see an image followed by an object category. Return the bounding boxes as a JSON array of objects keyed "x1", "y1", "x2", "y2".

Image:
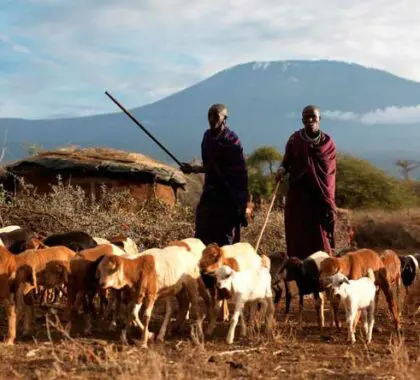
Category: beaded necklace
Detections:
[{"x1": 301, "y1": 129, "x2": 323, "y2": 145}]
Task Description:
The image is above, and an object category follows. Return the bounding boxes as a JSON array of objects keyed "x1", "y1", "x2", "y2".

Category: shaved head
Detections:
[
  {"x1": 208, "y1": 103, "x2": 228, "y2": 131},
  {"x1": 302, "y1": 105, "x2": 320, "y2": 117}
]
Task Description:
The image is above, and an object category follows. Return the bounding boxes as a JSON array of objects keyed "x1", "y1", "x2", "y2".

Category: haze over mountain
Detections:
[{"x1": 1, "y1": 60, "x2": 420, "y2": 177}]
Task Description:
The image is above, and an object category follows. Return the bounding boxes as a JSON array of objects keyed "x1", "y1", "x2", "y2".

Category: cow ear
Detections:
[{"x1": 107, "y1": 258, "x2": 119, "y2": 272}]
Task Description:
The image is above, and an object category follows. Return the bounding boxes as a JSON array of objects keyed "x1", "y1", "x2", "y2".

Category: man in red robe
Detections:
[
  {"x1": 277, "y1": 105, "x2": 337, "y2": 259},
  {"x1": 180, "y1": 104, "x2": 251, "y2": 246}
]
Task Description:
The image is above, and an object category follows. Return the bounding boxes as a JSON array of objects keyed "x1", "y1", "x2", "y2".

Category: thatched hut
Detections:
[{"x1": 0, "y1": 147, "x2": 188, "y2": 206}]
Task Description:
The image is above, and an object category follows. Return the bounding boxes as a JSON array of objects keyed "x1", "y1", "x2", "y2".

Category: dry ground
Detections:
[
  {"x1": 0, "y1": 285, "x2": 418, "y2": 380},
  {"x1": 1, "y1": 188, "x2": 420, "y2": 379}
]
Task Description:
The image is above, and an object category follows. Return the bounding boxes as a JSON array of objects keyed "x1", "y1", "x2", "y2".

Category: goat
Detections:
[
  {"x1": 0, "y1": 246, "x2": 22, "y2": 344},
  {"x1": 13, "y1": 246, "x2": 76, "y2": 336},
  {"x1": 278, "y1": 251, "x2": 330, "y2": 328},
  {"x1": 96, "y1": 239, "x2": 206, "y2": 348},
  {"x1": 199, "y1": 242, "x2": 263, "y2": 335},
  {"x1": 43, "y1": 231, "x2": 97, "y2": 252},
  {"x1": 214, "y1": 264, "x2": 273, "y2": 344},
  {"x1": 399, "y1": 254, "x2": 419, "y2": 298},
  {"x1": 0, "y1": 227, "x2": 33, "y2": 254},
  {"x1": 320, "y1": 248, "x2": 400, "y2": 334},
  {"x1": 327, "y1": 269, "x2": 376, "y2": 344}
]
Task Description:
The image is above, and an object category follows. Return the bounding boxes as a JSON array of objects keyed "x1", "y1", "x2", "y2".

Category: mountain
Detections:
[{"x1": 2, "y1": 60, "x2": 420, "y2": 177}]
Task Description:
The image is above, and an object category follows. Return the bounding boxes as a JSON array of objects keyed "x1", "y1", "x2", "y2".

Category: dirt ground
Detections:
[{"x1": 0, "y1": 287, "x2": 418, "y2": 380}]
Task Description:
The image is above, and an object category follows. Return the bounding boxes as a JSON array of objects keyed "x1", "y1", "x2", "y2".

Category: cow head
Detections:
[
  {"x1": 96, "y1": 255, "x2": 125, "y2": 289},
  {"x1": 215, "y1": 265, "x2": 234, "y2": 295},
  {"x1": 199, "y1": 243, "x2": 224, "y2": 274},
  {"x1": 44, "y1": 261, "x2": 69, "y2": 288},
  {"x1": 319, "y1": 257, "x2": 340, "y2": 286}
]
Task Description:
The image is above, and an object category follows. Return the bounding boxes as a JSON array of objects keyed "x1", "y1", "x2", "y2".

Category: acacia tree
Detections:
[
  {"x1": 247, "y1": 146, "x2": 282, "y2": 175},
  {"x1": 395, "y1": 159, "x2": 420, "y2": 181},
  {"x1": 247, "y1": 146, "x2": 283, "y2": 202}
]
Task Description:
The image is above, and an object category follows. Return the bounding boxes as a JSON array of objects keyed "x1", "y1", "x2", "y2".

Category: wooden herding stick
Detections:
[{"x1": 255, "y1": 180, "x2": 281, "y2": 252}]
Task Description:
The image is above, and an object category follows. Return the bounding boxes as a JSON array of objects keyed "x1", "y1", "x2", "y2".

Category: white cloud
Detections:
[
  {"x1": 12, "y1": 44, "x2": 31, "y2": 54},
  {"x1": 323, "y1": 110, "x2": 359, "y2": 122},
  {"x1": 324, "y1": 105, "x2": 420, "y2": 125},
  {"x1": 360, "y1": 105, "x2": 420, "y2": 125},
  {"x1": 1, "y1": 0, "x2": 420, "y2": 118}
]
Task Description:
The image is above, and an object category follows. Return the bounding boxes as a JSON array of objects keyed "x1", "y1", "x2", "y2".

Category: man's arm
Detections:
[
  {"x1": 180, "y1": 163, "x2": 205, "y2": 174},
  {"x1": 276, "y1": 135, "x2": 293, "y2": 181}
]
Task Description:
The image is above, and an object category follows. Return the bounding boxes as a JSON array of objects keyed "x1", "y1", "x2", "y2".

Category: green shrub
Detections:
[{"x1": 336, "y1": 154, "x2": 419, "y2": 209}]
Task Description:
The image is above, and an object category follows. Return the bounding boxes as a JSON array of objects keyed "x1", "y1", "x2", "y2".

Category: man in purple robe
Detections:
[
  {"x1": 181, "y1": 104, "x2": 251, "y2": 246},
  {"x1": 276, "y1": 105, "x2": 337, "y2": 260}
]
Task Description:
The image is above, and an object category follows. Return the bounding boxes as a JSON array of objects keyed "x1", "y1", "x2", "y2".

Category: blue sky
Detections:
[{"x1": 1, "y1": 0, "x2": 419, "y2": 119}]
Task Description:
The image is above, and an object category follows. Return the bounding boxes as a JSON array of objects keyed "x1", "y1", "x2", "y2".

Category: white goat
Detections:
[
  {"x1": 215, "y1": 264, "x2": 273, "y2": 345},
  {"x1": 328, "y1": 268, "x2": 376, "y2": 344}
]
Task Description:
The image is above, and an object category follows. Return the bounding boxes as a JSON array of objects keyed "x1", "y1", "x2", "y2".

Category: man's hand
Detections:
[
  {"x1": 180, "y1": 163, "x2": 194, "y2": 174},
  {"x1": 276, "y1": 166, "x2": 286, "y2": 183}
]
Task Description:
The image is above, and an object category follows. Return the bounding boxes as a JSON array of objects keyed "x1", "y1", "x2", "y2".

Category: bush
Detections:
[
  {"x1": 336, "y1": 154, "x2": 420, "y2": 209},
  {"x1": 0, "y1": 179, "x2": 195, "y2": 250},
  {"x1": 0, "y1": 178, "x2": 351, "y2": 254}
]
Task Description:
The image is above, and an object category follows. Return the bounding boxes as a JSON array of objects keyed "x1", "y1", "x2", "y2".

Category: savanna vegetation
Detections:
[{"x1": 0, "y1": 146, "x2": 419, "y2": 379}]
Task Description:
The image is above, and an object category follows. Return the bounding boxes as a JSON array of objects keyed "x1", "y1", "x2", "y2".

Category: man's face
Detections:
[
  {"x1": 209, "y1": 110, "x2": 228, "y2": 131},
  {"x1": 302, "y1": 108, "x2": 320, "y2": 134}
]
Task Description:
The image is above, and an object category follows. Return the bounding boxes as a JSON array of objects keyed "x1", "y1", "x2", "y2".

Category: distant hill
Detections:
[{"x1": 2, "y1": 60, "x2": 420, "y2": 177}]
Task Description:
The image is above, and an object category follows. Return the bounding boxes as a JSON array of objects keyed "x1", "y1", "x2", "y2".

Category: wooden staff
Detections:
[
  {"x1": 255, "y1": 180, "x2": 281, "y2": 253},
  {"x1": 105, "y1": 91, "x2": 183, "y2": 167}
]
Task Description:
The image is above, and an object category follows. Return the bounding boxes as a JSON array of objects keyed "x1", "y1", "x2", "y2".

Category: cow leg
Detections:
[
  {"x1": 353, "y1": 309, "x2": 361, "y2": 336},
  {"x1": 140, "y1": 296, "x2": 157, "y2": 349},
  {"x1": 347, "y1": 308, "x2": 356, "y2": 344},
  {"x1": 173, "y1": 288, "x2": 190, "y2": 334},
  {"x1": 265, "y1": 297, "x2": 275, "y2": 331},
  {"x1": 107, "y1": 289, "x2": 119, "y2": 331},
  {"x1": 298, "y1": 294, "x2": 304, "y2": 327},
  {"x1": 239, "y1": 311, "x2": 247, "y2": 337},
  {"x1": 367, "y1": 302, "x2": 375, "y2": 344},
  {"x1": 329, "y1": 290, "x2": 341, "y2": 331},
  {"x1": 314, "y1": 292, "x2": 325, "y2": 328},
  {"x1": 4, "y1": 297, "x2": 16, "y2": 345},
  {"x1": 205, "y1": 287, "x2": 218, "y2": 336},
  {"x1": 69, "y1": 291, "x2": 85, "y2": 335},
  {"x1": 378, "y1": 272, "x2": 401, "y2": 334},
  {"x1": 185, "y1": 280, "x2": 204, "y2": 343},
  {"x1": 361, "y1": 309, "x2": 368, "y2": 338},
  {"x1": 285, "y1": 281, "x2": 292, "y2": 315},
  {"x1": 22, "y1": 290, "x2": 35, "y2": 337},
  {"x1": 157, "y1": 297, "x2": 172, "y2": 342},
  {"x1": 226, "y1": 295, "x2": 242, "y2": 345},
  {"x1": 197, "y1": 278, "x2": 212, "y2": 327}
]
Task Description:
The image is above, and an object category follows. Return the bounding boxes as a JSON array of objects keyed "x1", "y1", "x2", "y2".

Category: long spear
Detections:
[{"x1": 104, "y1": 90, "x2": 183, "y2": 167}]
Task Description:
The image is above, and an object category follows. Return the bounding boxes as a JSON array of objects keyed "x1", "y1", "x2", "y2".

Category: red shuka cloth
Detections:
[{"x1": 282, "y1": 129, "x2": 337, "y2": 259}]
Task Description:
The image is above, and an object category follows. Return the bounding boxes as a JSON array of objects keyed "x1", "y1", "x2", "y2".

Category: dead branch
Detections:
[{"x1": 212, "y1": 347, "x2": 265, "y2": 356}]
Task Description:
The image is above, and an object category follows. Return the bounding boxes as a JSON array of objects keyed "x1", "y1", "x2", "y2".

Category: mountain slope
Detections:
[{"x1": 2, "y1": 60, "x2": 420, "y2": 175}]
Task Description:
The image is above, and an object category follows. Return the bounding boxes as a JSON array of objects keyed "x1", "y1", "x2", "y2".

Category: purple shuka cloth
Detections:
[
  {"x1": 282, "y1": 129, "x2": 337, "y2": 259},
  {"x1": 194, "y1": 127, "x2": 249, "y2": 246}
]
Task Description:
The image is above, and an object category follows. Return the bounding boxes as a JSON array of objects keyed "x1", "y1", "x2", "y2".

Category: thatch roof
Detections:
[{"x1": 5, "y1": 146, "x2": 186, "y2": 187}]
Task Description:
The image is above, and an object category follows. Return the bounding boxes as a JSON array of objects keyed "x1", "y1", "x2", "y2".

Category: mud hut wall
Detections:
[{"x1": 2, "y1": 169, "x2": 177, "y2": 206}]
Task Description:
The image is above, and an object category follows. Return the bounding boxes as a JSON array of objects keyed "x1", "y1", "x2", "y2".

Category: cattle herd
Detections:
[{"x1": 0, "y1": 225, "x2": 420, "y2": 350}]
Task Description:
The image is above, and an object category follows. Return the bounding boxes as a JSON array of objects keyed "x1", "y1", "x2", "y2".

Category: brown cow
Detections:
[{"x1": 320, "y1": 248, "x2": 400, "y2": 334}]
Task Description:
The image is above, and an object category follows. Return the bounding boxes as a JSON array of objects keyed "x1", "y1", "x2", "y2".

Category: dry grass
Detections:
[
  {"x1": 0, "y1": 184, "x2": 419, "y2": 378},
  {"x1": 352, "y1": 208, "x2": 420, "y2": 251},
  {"x1": 0, "y1": 179, "x2": 352, "y2": 253}
]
